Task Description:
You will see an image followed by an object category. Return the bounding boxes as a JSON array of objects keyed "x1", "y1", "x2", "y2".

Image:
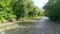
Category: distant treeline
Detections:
[{"x1": 0, "y1": 0, "x2": 43, "y2": 23}]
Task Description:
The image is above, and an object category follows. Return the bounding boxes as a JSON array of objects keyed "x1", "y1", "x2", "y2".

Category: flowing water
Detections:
[{"x1": 1, "y1": 17, "x2": 60, "y2": 34}]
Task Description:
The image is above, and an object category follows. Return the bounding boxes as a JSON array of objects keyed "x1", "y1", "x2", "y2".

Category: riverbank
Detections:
[
  {"x1": 0, "y1": 18, "x2": 38, "y2": 32},
  {"x1": 1, "y1": 17, "x2": 60, "y2": 34},
  {"x1": 0, "y1": 16, "x2": 44, "y2": 32}
]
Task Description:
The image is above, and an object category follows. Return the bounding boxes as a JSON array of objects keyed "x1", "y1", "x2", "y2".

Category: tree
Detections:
[
  {"x1": 0, "y1": 0, "x2": 16, "y2": 23},
  {"x1": 44, "y1": 0, "x2": 60, "y2": 22},
  {"x1": 12, "y1": 0, "x2": 42, "y2": 19},
  {"x1": 0, "y1": 0, "x2": 43, "y2": 23}
]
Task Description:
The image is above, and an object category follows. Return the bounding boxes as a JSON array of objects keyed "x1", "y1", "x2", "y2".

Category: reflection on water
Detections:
[{"x1": 1, "y1": 17, "x2": 60, "y2": 34}]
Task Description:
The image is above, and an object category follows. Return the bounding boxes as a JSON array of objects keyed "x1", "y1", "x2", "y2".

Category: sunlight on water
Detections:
[{"x1": 43, "y1": 17, "x2": 49, "y2": 20}]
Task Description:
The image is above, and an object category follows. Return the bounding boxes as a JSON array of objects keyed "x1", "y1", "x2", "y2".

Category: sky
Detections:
[{"x1": 32, "y1": 0, "x2": 49, "y2": 10}]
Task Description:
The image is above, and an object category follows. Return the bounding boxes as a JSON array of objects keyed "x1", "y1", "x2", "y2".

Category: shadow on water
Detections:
[{"x1": 1, "y1": 17, "x2": 60, "y2": 34}]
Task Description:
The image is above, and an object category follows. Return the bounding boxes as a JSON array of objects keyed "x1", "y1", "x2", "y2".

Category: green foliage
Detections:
[
  {"x1": 44, "y1": 0, "x2": 60, "y2": 22},
  {"x1": 0, "y1": 0, "x2": 43, "y2": 23},
  {"x1": 13, "y1": 0, "x2": 43, "y2": 19},
  {"x1": 0, "y1": 0, "x2": 16, "y2": 23}
]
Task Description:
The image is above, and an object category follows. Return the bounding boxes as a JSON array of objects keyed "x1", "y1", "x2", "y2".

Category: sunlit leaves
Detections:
[
  {"x1": 0, "y1": 0, "x2": 16, "y2": 23},
  {"x1": 0, "y1": 0, "x2": 43, "y2": 23}
]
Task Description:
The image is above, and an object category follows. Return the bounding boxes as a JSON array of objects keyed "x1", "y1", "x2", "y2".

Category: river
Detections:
[{"x1": 1, "y1": 17, "x2": 60, "y2": 34}]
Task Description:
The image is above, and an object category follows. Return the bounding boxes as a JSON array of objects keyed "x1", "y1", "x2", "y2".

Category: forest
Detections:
[
  {"x1": 0, "y1": 0, "x2": 60, "y2": 34},
  {"x1": 0, "y1": 0, "x2": 60, "y2": 24},
  {"x1": 0, "y1": 0, "x2": 43, "y2": 23},
  {"x1": 44, "y1": 0, "x2": 60, "y2": 22}
]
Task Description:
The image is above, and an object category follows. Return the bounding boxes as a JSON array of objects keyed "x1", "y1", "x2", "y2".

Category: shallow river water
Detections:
[{"x1": 1, "y1": 17, "x2": 60, "y2": 34}]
